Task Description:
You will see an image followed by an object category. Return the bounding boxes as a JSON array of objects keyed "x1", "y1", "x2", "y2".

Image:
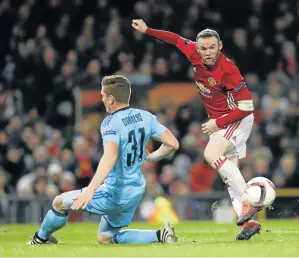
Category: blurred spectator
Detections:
[
  {"x1": 152, "y1": 57, "x2": 169, "y2": 82},
  {"x1": 241, "y1": 165, "x2": 255, "y2": 182},
  {"x1": 73, "y1": 136, "x2": 94, "y2": 188},
  {"x1": 272, "y1": 151, "x2": 299, "y2": 188},
  {"x1": 159, "y1": 164, "x2": 175, "y2": 195},
  {"x1": 285, "y1": 88, "x2": 299, "y2": 138},
  {"x1": 3, "y1": 146, "x2": 24, "y2": 188},
  {"x1": 59, "y1": 171, "x2": 76, "y2": 192},
  {"x1": 47, "y1": 163, "x2": 62, "y2": 188},
  {"x1": 173, "y1": 134, "x2": 198, "y2": 184},
  {"x1": 0, "y1": 131, "x2": 8, "y2": 162},
  {"x1": 190, "y1": 158, "x2": 217, "y2": 193},
  {"x1": 35, "y1": 47, "x2": 59, "y2": 116},
  {"x1": 252, "y1": 155, "x2": 271, "y2": 178},
  {"x1": 0, "y1": 83, "x2": 15, "y2": 128},
  {"x1": 261, "y1": 82, "x2": 289, "y2": 116},
  {"x1": 174, "y1": 105, "x2": 195, "y2": 139},
  {"x1": 0, "y1": 168, "x2": 10, "y2": 223},
  {"x1": 251, "y1": 92, "x2": 264, "y2": 125},
  {"x1": 60, "y1": 148, "x2": 76, "y2": 172},
  {"x1": 144, "y1": 171, "x2": 163, "y2": 196},
  {"x1": 16, "y1": 165, "x2": 47, "y2": 197},
  {"x1": 79, "y1": 59, "x2": 101, "y2": 90},
  {"x1": 6, "y1": 116, "x2": 22, "y2": 146}
]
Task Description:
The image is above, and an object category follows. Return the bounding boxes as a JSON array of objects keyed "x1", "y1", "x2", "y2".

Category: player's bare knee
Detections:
[
  {"x1": 97, "y1": 233, "x2": 113, "y2": 244},
  {"x1": 203, "y1": 148, "x2": 217, "y2": 165},
  {"x1": 53, "y1": 195, "x2": 65, "y2": 213}
]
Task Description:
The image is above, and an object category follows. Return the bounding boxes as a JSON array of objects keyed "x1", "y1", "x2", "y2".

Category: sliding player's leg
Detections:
[
  {"x1": 27, "y1": 186, "x2": 110, "y2": 245},
  {"x1": 97, "y1": 197, "x2": 178, "y2": 244},
  {"x1": 27, "y1": 189, "x2": 79, "y2": 245},
  {"x1": 111, "y1": 221, "x2": 178, "y2": 244}
]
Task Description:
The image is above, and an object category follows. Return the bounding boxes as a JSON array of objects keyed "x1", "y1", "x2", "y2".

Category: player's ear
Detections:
[
  {"x1": 109, "y1": 95, "x2": 115, "y2": 105},
  {"x1": 219, "y1": 40, "x2": 223, "y2": 51}
]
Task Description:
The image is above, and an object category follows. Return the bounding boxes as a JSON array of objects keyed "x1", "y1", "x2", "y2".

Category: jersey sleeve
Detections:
[
  {"x1": 145, "y1": 28, "x2": 196, "y2": 61},
  {"x1": 150, "y1": 114, "x2": 167, "y2": 138},
  {"x1": 175, "y1": 38, "x2": 197, "y2": 61},
  {"x1": 222, "y1": 61, "x2": 246, "y2": 92},
  {"x1": 100, "y1": 122, "x2": 120, "y2": 145}
]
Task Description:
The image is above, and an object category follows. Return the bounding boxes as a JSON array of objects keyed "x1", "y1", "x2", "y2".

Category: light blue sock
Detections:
[
  {"x1": 113, "y1": 229, "x2": 158, "y2": 244},
  {"x1": 38, "y1": 209, "x2": 67, "y2": 240}
]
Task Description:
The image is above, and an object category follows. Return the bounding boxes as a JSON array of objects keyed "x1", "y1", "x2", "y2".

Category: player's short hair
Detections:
[
  {"x1": 101, "y1": 75, "x2": 131, "y2": 104},
  {"x1": 196, "y1": 29, "x2": 220, "y2": 42}
]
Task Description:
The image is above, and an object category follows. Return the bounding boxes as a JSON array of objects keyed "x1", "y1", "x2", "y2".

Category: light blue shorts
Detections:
[{"x1": 60, "y1": 185, "x2": 144, "y2": 232}]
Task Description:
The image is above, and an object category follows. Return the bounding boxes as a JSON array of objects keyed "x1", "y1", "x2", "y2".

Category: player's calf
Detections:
[
  {"x1": 99, "y1": 222, "x2": 179, "y2": 244},
  {"x1": 27, "y1": 194, "x2": 68, "y2": 245}
]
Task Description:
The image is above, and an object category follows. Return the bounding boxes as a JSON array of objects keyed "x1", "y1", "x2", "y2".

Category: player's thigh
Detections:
[
  {"x1": 60, "y1": 186, "x2": 114, "y2": 213},
  {"x1": 85, "y1": 185, "x2": 122, "y2": 216},
  {"x1": 97, "y1": 216, "x2": 122, "y2": 244},
  {"x1": 206, "y1": 115, "x2": 254, "y2": 163},
  {"x1": 204, "y1": 133, "x2": 234, "y2": 164},
  {"x1": 102, "y1": 194, "x2": 143, "y2": 228},
  {"x1": 224, "y1": 115, "x2": 253, "y2": 159}
]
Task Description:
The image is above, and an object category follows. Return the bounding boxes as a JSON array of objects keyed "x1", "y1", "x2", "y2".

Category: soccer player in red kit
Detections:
[{"x1": 132, "y1": 19, "x2": 260, "y2": 240}]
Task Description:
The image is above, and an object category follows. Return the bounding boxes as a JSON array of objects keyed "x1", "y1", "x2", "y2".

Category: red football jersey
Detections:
[
  {"x1": 175, "y1": 38, "x2": 245, "y2": 119},
  {"x1": 145, "y1": 28, "x2": 253, "y2": 128}
]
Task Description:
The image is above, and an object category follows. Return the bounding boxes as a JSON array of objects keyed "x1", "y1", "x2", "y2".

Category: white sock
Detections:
[
  {"x1": 213, "y1": 156, "x2": 247, "y2": 201},
  {"x1": 227, "y1": 186, "x2": 243, "y2": 217}
]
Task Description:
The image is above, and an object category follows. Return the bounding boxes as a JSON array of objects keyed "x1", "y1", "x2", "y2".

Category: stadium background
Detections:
[{"x1": 0, "y1": 0, "x2": 299, "y2": 224}]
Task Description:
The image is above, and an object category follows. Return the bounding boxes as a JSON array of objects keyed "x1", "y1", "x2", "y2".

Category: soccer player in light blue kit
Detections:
[{"x1": 28, "y1": 75, "x2": 180, "y2": 245}]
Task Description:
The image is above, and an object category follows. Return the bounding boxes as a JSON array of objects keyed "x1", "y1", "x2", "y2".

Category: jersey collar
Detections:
[{"x1": 112, "y1": 106, "x2": 130, "y2": 115}]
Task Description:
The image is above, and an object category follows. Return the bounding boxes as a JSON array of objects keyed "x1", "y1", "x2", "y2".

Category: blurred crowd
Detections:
[{"x1": 1, "y1": 0, "x2": 299, "y2": 221}]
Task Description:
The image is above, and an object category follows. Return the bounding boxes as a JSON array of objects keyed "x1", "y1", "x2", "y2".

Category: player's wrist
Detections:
[
  {"x1": 145, "y1": 153, "x2": 155, "y2": 162},
  {"x1": 144, "y1": 27, "x2": 151, "y2": 34},
  {"x1": 86, "y1": 184, "x2": 97, "y2": 193}
]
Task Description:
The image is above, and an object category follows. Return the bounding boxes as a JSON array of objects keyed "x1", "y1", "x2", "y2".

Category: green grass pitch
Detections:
[{"x1": 1, "y1": 220, "x2": 299, "y2": 257}]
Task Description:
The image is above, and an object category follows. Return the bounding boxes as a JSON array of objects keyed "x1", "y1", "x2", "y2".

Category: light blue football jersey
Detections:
[{"x1": 100, "y1": 106, "x2": 166, "y2": 199}]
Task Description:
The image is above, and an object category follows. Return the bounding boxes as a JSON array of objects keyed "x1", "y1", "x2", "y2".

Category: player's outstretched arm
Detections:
[
  {"x1": 146, "y1": 129, "x2": 179, "y2": 162},
  {"x1": 132, "y1": 19, "x2": 181, "y2": 45}
]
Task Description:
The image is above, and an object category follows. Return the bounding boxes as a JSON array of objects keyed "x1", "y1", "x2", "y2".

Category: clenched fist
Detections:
[{"x1": 132, "y1": 19, "x2": 148, "y2": 33}]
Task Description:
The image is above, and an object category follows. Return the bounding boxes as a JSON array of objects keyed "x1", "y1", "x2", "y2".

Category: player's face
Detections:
[
  {"x1": 196, "y1": 37, "x2": 222, "y2": 66},
  {"x1": 101, "y1": 87, "x2": 113, "y2": 113}
]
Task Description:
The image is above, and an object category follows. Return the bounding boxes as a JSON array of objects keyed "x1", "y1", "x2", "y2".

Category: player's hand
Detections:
[
  {"x1": 132, "y1": 19, "x2": 148, "y2": 33},
  {"x1": 145, "y1": 149, "x2": 152, "y2": 162},
  {"x1": 202, "y1": 119, "x2": 219, "y2": 135},
  {"x1": 71, "y1": 188, "x2": 94, "y2": 210}
]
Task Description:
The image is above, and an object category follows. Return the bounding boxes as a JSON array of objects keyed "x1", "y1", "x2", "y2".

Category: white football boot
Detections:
[
  {"x1": 159, "y1": 222, "x2": 179, "y2": 243},
  {"x1": 27, "y1": 231, "x2": 58, "y2": 245}
]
